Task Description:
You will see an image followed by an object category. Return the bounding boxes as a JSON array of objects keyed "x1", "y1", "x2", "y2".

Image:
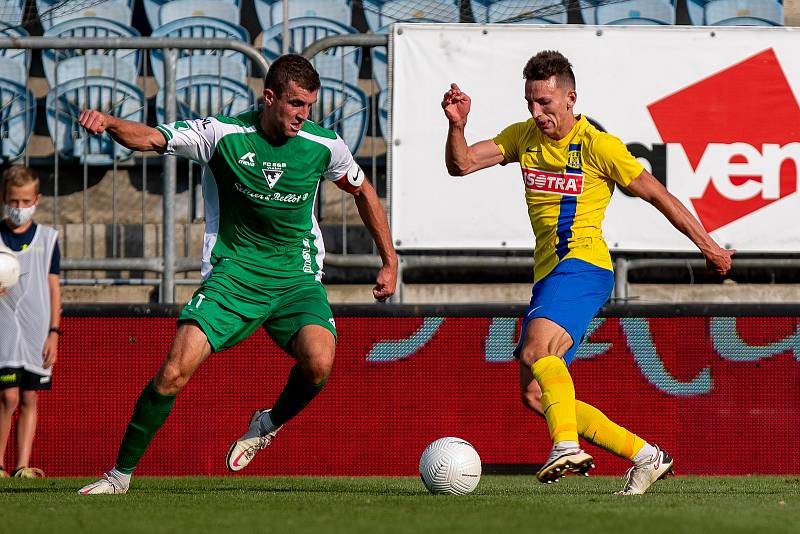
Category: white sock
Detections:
[
  {"x1": 258, "y1": 410, "x2": 276, "y2": 434},
  {"x1": 633, "y1": 443, "x2": 658, "y2": 464},
  {"x1": 110, "y1": 467, "x2": 132, "y2": 486},
  {"x1": 555, "y1": 440, "x2": 579, "y2": 450}
]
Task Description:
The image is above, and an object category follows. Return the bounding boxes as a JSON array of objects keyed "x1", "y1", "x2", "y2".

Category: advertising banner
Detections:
[
  {"x1": 20, "y1": 314, "x2": 800, "y2": 476},
  {"x1": 390, "y1": 25, "x2": 800, "y2": 251}
]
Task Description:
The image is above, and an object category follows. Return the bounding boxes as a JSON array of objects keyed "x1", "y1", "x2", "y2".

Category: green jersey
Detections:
[{"x1": 156, "y1": 111, "x2": 357, "y2": 286}]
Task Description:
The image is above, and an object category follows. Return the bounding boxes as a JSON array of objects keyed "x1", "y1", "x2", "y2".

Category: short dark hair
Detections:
[
  {"x1": 523, "y1": 50, "x2": 575, "y2": 89},
  {"x1": 2, "y1": 165, "x2": 39, "y2": 197},
  {"x1": 264, "y1": 54, "x2": 321, "y2": 96}
]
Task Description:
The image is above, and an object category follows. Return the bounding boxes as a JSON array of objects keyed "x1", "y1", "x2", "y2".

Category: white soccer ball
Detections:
[
  {"x1": 419, "y1": 437, "x2": 481, "y2": 495},
  {"x1": 0, "y1": 249, "x2": 20, "y2": 289}
]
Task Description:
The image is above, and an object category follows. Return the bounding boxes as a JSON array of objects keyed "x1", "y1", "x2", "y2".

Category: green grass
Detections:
[{"x1": 2, "y1": 476, "x2": 798, "y2": 534}]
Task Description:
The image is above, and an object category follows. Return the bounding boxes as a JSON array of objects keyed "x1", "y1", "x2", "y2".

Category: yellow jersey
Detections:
[{"x1": 493, "y1": 115, "x2": 643, "y2": 283}]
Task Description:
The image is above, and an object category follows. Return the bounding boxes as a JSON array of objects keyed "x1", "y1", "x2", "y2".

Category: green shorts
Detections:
[{"x1": 178, "y1": 271, "x2": 336, "y2": 353}]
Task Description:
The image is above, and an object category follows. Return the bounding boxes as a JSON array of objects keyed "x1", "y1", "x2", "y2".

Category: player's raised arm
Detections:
[
  {"x1": 625, "y1": 170, "x2": 735, "y2": 275},
  {"x1": 79, "y1": 109, "x2": 167, "y2": 154},
  {"x1": 442, "y1": 83, "x2": 505, "y2": 176},
  {"x1": 333, "y1": 167, "x2": 397, "y2": 301}
]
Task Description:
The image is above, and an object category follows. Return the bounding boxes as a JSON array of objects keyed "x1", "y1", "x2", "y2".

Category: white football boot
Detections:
[
  {"x1": 615, "y1": 445, "x2": 674, "y2": 495},
  {"x1": 78, "y1": 471, "x2": 130, "y2": 495},
  {"x1": 226, "y1": 409, "x2": 282, "y2": 472},
  {"x1": 536, "y1": 442, "x2": 594, "y2": 483}
]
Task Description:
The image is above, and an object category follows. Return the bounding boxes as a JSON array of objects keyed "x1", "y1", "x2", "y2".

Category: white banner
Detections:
[{"x1": 390, "y1": 24, "x2": 800, "y2": 251}]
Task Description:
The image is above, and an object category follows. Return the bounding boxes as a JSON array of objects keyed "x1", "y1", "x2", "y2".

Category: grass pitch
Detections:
[{"x1": 2, "y1": 476, "x2": 798, "y2": 534}]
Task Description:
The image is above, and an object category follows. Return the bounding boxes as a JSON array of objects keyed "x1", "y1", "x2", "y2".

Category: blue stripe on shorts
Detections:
[{"x1": 514, "y1": 258, "x2": 614, "y2": 366}]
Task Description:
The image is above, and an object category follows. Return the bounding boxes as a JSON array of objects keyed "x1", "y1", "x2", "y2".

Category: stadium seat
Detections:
[
  {"x1": 475, "y1": 0, "x2": 568, "y2": 24},
  {"x1": 313, "y1": 77, "x2": 368, "y2": 155},
  {"x1": 0, "y1": 22, "x2": 30, "y2": 71},
  {"x1": 312, "y1": 54, "x2": 360, "y2": 85},
  {"x1": 156, "y1": 75, "x2": 255, "y2": 123},
  {"x1": 52, "y1": 55, "x2": 139, "y2": 87},
  {"x1": 0, "y1": 0, "x2": 24, "y2": 26},
  {"x1": 41, "y1": 17, "x2": 140, "y2": 89},
  {"x1": 704, "y1": 0, "x2": 783, "y2": 25},
  {"x1": 143, "y1": 0, "x2": 240, "y2": 29},
  {"x1": 157, "y1": 0, "x2": 241, "y2": 26},
  {"x1": 46, "y1": 76, "x2": 144, "y2": 165},
  {"x1": 363, "y1": 0, "x2": 460, "y2": 32},
  {"x1": 260, "y1": 16, "x2": 360, "y2": 69},
  {"x1": 254, "y1": 0, "x2": 351, "y2": 29},
  {"x1": 37, "y1": 0, "x2": 132, "y2": 30},
  {"x1": 0, "y1": 57, "x2": 35, "y2": 163},
  {"x1": 377, "y1": 88, "x2": 389, "y2": 144},
  {"x1": 595, "y1": 0, "x2": 676, "y2": 25},
  {"x1": 149, "y1": 16, "x2": 249, "y2": 89},
  {"x1": 370, "y1": 45, "x2": 387, "y2": 90}
]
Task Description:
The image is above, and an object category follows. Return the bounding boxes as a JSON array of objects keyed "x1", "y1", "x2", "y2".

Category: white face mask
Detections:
[{"x1": 3, "y1": 204, "x2": 36, "y2": 227}]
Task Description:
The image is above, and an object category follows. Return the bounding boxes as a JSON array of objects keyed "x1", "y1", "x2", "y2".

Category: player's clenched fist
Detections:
[
  {"x1": 441, "y1": 83, "x2": 471, "y2": 126},
  {"x1": 79, "y1": 109, "x2": 111, "y2": 135}
]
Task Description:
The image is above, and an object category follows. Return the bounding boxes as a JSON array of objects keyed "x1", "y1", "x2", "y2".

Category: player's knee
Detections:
[
  {"x1": 154, "y1": 364, "x2": 189, "y2": 395},
  {"x1": 301, "y1": 356, "x2": 333, "y2": 385},
  {"x1": 18, "y1": 391, "x2": 37, "y2": 409},
  {"x1": 517, "y1": 347, "x2": 550, "y2": 368},
  {"x1": 0, "y1": 389, "x2": 19, "y2": 411}
]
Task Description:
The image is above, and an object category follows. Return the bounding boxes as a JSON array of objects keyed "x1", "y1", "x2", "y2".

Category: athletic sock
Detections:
[
  {"x1": 531, "y1": 356, "x2": 578, "y2": 444},
  {"x1": 115, "y1": 380, "x2": 176, "y2": 473},
  {"x1": 633, "y1": 443, "x2": 658, "y2": 464},
  {"x1": 109, "y1": 467, "x2": 131, "y2": 487},
  {"x1": 269, "y1": 364, "x2": 326, "y2": 427},
  {"x1": 575, "y1": 400, "x2": 647, "y2": 461}
]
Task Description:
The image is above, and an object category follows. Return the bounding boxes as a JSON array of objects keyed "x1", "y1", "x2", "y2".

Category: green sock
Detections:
[
  {"x1": 269, "y1": 364, "x2": 326, "y2": 427},
  {"x1": 115, "y1": 380, "x2": 176, "y2": 473}
]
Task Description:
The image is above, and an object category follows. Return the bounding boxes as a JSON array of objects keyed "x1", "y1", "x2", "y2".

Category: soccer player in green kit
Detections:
[{"x1": 77, "y1": 55, "x2": 398, "y2": 494}]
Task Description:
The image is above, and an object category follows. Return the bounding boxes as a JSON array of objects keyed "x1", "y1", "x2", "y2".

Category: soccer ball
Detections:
[
  {"x1": 419, "y1": 437, "x2": 481, "y2": 495},
  {"x1": 0, "y1": 249, "x2": 20, "y2": 289}
]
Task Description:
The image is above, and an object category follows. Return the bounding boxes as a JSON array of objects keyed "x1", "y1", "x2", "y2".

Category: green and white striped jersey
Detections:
[{"x1": 156, "y1": 110, "x2": 355, "y2": 285}]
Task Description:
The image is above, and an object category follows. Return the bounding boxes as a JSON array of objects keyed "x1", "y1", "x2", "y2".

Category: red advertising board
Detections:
[{"x1": 12, "y1": 314, "x2": 800, "y2": 476}]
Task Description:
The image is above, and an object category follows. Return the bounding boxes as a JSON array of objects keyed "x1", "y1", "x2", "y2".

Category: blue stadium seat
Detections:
[
  {"x1": 260, "y1": 16, "x2": 360, "y2": 69},
  {"x1": 0, "y1": 22, "x2": 30, "y2": 71},
  {"x1": 312, "y1": 55, "x2": 360, "y2": 85},
  {"x1": 363, "y1": 0, "x2": 460, "y2": 32},
  {"x1": 144, "y1": 0, "x2": 240, "y2": 29},
  {"x1": 52, "y1": 55, "x2": 139, "y2": 86},
  {"x1": 38, "y1": 0, "x2": 132, "y2": 30},
  {"x1": 473, "y1": 0, "x2": 567, "y2": 23},
  {"x1": 370, "y1": 45, "x2": 387, "y2": 90},
  {"x1": 149, "y1": 16, "x2": 249, "y2": 89},
  {"x1": 41, "y1": 17, "x2": 140, "y2": 88},
  {"x1": 595, "y1": 0, "x2": 675, "y2": 25},
  {"x1": 156, "y1": 75, "x2": 255, "y2": 123},
  {"x1": 313, "y1": 77, "x2": 368, "y2": 155},
  {"x1": 157, "y1": 0, "x2": 240, "y2": 26},
  {"x1": 0, "y1": 57, "x2": 34, "y2": 163},
  {"x1": 46, "y1": 76, "x2": 144, "y2": 165},
  {"x1": 0, "y1": 0, "x2": 24, "y2": 26},
  {"x1": 254, "y1": 0, "x2": 351, "y2": 29},
  {"x1": 704, "y1": 0, "x2": 783, "y2": 25},
  {"x1": 377, "y1": 88, "x2": 389, "y2": 144}
]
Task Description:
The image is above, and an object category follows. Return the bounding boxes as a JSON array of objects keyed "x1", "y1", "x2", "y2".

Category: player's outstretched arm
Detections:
[
  {"x1": 442, "y1": 83, "x2": 504, "y2": 176},
  {"x1": 79, "y1": 109, "x2": 167, "y2": 153},
  {"x1": 626, "y1": 170, "x2": 735, "y2": 275},
  {"x1": 349, "y1": 178, "x2": 398, "y2": 301}
]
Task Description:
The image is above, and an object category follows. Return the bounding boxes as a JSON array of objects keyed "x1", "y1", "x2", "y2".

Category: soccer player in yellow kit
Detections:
[{"x1": 442, "y1": 50, "x2": 734, "y2": 495}]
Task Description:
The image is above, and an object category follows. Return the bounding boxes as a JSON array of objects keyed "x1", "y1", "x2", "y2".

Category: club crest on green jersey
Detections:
[{"x1": 262, "y1": 162, "x2": 287, "y2": 189}]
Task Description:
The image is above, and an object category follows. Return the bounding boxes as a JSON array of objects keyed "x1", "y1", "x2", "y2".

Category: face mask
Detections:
[{"x1": 3, "y1": 204, "x2": 36, "y2": 227}]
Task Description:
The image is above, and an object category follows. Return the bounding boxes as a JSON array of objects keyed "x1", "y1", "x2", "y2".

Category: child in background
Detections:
[{"x1": 0, "y1": 166, "x2": 61, "y2": 478}]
